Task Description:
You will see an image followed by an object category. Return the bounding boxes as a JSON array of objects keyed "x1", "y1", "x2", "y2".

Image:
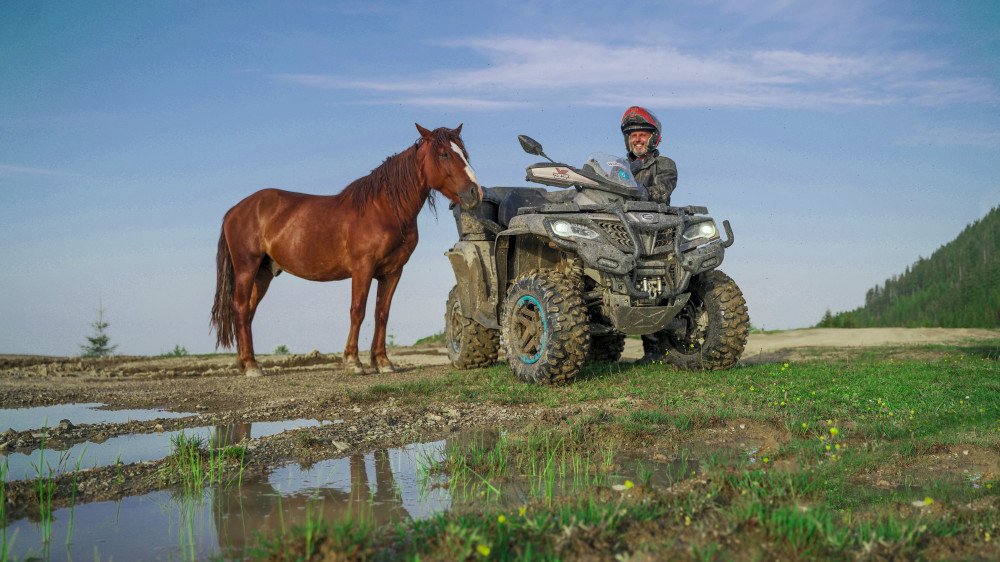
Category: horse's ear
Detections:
[
  {"x1": 415, "y1": 123, "x2": 432, "y2": 139},
  {"x1": 454, "y1": 123, "x2": 463, "y2": 135}
]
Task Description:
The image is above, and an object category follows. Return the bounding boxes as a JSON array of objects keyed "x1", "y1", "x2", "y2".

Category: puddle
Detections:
[
  {"x1": 619, "y1": 456, "x2": 705, "y2": 488},
  {"x1": 2, "y1": 429, "x2": 786, "y2": 558},
  {"x1": 0, "y1": 403, "x2": 197, "y2": 432},
  {"x1": 3, "y1": 419, "x2": 329, "y2": 482},
  {"x1": 4, "y1": 440, "x2": 451, "y2": 560},
  {"x1": 681, "y1": 439, "x2": 771, "y2": 467},
  {"x1": 868, "y1": 470, "x2": 990, "y2": 504}
]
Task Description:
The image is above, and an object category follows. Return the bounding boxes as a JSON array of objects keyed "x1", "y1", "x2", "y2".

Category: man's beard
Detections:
[{"x1": 631, "y1": 143, "x2": 648, "y2": 157}]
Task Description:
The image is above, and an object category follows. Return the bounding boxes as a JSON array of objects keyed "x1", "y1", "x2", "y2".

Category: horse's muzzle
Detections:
[{"x1": 457, "y1": 181, "x2": 482, "y2": 210}]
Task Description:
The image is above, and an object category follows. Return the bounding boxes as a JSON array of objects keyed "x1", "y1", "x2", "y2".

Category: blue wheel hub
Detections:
[{"x1": 513, "y1": 295, "x2": 546, "y2": 364}]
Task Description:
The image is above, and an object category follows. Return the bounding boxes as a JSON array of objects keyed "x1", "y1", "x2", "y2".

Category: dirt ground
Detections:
[{"x1": 1, "y1": 327, "x2": 997, "y2": 520}]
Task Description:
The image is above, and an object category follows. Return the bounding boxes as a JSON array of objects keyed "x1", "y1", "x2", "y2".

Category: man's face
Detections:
[{"x1": 629, "y1": 131, "x2": 652, "y2": 157}]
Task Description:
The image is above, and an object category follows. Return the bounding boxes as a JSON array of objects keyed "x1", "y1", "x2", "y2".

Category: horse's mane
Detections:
[{"x1": 343, "y1": 128, "x2": 466, "y2": 221}]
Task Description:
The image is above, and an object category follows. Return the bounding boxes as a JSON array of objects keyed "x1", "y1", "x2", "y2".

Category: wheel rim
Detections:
[{"x1": 512, "y1": 295, "x2": 546, "y2": 364}]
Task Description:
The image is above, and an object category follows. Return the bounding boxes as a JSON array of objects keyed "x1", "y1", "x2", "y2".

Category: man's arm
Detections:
[{"x1": 649, "y1": 156, "x2": 677, "y2": 204}]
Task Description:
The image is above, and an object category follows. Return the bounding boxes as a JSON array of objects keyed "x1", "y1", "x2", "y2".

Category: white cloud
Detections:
[
  {"x1": 274, "y1": 36, "x2": 997, "y2": 110},
  {"x1": 896, "y1": 125, "x2": 1000, "y2": 149},
  {"x1": 396, "y1": 97, "x2": 532, "y2": 110},
  {"x1": 0, "y1": 163, "x2": 79, "y2": 177}
]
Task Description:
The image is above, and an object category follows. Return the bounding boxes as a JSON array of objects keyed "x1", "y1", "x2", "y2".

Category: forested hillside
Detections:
[{"x1": 817, "y1": 206, "x2": 1000, "y2": 328}]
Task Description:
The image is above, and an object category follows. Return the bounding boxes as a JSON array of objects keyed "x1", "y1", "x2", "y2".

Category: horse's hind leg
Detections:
[
  {"x1": 232, "y1": 258, "x2": 269, "y2": 377},
  {"x1": 242, "y1": 266, "x2": 275, "y2": 376},
  {"x1": 248, "y1": 260, "x2": 275, "y2": 325},
  {"x1": 371, "y1": 271, "x2": 402, "y2": 373}
]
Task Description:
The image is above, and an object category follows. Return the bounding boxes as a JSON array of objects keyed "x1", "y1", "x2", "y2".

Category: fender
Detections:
[{"x1": 445, "y1": 240, "x2": 498, "y2": 328}]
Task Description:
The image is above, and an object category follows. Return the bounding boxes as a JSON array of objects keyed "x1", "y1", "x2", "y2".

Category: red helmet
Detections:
[{"x1": 620, "y1": 106, "x2": 661, "y2": 155}]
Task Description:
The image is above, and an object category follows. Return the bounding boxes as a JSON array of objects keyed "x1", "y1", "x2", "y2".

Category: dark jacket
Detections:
[
  {"x1": 629, "y1": 149, "x2": 677, "y2": 205},
  {"x1": 631, "y1": 148, "x2": 679, "y2": 355}
]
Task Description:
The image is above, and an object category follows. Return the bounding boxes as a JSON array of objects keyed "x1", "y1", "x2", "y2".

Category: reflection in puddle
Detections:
[
  {"x1": 4, "y1": 440, "x2": 451, "y2": 560},
  {"x1": 217, "y1": 441, "x2": 451, "y2": 554},
  {"x1": 4, "y1": 490, "x2": 221, "y2": 561},
  {"x1": 0, "y1": 403, "x2": 196, "y2": 432},
  {"x1": 1, "y1": 429, "x2": 796, "y2": 559},
  {"x1": 621, "y1": 456, "x2": 704, "y2": 489},
  {"x1": 3, "y1": 419, "x2": 329, "y2": 482}
]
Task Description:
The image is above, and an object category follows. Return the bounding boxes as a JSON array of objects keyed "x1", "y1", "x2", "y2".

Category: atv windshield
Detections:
[{"x1": 584, "y1": 153, "x2": 640, "y2": 189}]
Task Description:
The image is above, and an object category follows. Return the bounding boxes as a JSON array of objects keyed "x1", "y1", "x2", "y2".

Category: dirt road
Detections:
[{"x1": 1, "y1": 327, "x2": 997, "y2": 412}]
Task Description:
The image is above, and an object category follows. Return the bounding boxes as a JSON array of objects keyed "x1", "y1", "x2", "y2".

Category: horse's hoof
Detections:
[
  {"x1": 376, "y1": 363, "x2": 396, "y2": 374},
  {"x1": 245, "y1": 367, "x2": 264, "y2": 377},
  {"x1": 345, "y1": 363, "x2": 365, "y2": 375}
]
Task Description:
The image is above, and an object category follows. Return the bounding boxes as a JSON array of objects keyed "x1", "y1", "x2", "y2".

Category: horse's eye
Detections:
[{"x1": 439, "y1": 151, "x2": 450, "y2": 159}]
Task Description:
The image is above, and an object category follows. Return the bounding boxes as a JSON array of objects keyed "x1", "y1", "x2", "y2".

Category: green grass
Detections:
[
  {"x1": 414, "y1": 331, "x2": 446, "y2": 345},
  {"x1": 159, "y1": 344, "x2": 189, "y2": 357},
  {"x1": 345, "y1": 380, "x2": 442, "y2": 403},
  {"x1": 157, "y1": 430, "x2": 247, "y2": 492},
  {"x1": 31, "y1": 426, "x2": 58, "y2": 544},
  {"x1": 250, "y1": 343, "x2": 1000, "y2": 559},
  {"x1": 1, "y1": 459, "x2": 10, "y2": 560}
]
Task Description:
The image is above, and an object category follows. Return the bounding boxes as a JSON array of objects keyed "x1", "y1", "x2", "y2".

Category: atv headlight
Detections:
[
  {"x1": 682, "y1": 221, "x2": 718, "y2": 242},
  {"x1": 550, "y1": 220, "x2": 599, "y2": 240}
]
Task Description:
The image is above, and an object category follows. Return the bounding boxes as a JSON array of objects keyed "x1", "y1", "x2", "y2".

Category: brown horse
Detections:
[{"x1": 211, "y1": 124, "x2": 482, "y2": 376}]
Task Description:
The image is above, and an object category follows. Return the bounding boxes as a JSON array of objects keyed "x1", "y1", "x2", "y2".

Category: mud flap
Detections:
[
  {"x1": 610, "y1": 293, "x2": 690, "y2": 335},
  {"x1": 446, "y1": 241, "x2": 497, "y2": 327}
]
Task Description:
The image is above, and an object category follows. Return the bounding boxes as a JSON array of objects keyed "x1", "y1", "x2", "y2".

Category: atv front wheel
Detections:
[
  {"x1": 445, "y1": 286, "x2": 500, "y2": 369},
  {"x1": 501, "y1": 270, "x2": 590, "y2": 384},
  {"x1": 662, "y1": 270, "x2": 748, "y2": 371}
]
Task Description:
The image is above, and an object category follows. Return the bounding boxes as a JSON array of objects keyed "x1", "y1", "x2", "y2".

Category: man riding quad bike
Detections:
[{"x1": 443, "y1": 128, "x2": 749, "y2": 384}]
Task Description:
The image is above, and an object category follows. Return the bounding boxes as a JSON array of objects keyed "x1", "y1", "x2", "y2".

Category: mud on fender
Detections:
[{"x1": 681, "y1": 241, "x2": 726, "y2": 275}]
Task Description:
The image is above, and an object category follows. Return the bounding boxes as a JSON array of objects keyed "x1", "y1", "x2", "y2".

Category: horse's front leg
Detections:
[
  {"x1": 371, "y1": 271, "x2": 403, "y2": 373},
  {"x1": 344, "y1": 272, "x2": 374, "y2": 374}
]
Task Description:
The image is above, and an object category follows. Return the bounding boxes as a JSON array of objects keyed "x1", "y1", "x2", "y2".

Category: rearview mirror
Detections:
[{"x1": 518, "y1": 135, "x2": 544, "y2": 156}]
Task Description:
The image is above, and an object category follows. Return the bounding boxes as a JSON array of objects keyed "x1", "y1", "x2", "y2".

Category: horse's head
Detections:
[{"x1": 415, "y1": 123, "x2": 482, "y2": 210}]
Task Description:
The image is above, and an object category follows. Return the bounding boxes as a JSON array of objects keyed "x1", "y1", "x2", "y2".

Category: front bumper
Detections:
[{"x1": 608, "y1": 293, "x2": 690, "y2": 335}]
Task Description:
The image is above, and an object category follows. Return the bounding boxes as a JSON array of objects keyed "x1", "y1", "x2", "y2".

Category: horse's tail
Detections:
[{"x1": 210, "y1": 227, "x2": 236, "y2": 350}]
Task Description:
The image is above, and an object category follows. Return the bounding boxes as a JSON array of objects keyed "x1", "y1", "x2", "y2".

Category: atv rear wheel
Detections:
[
  {"x1": 501, "y1": 270, "x2": 590, "y2": 384},
  {"x1": 662, "y1": 270, "x2": 748, "y2": 371},
  {"x1": 588, "y1": 334, "x2": 626, "y2": 362},
  {"x1": 445, "y1": 286, "x2": 500, "y2": 369}
]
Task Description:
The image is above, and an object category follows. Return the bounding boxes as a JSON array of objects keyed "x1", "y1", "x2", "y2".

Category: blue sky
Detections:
[{"x1": 2, "y1": 0, "x2": 998, "y2": 356}]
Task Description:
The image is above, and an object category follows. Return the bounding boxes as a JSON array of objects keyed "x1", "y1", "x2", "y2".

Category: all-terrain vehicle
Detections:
[{"x1": 444, "y1": 135, "x2": 749, "y2": 384}]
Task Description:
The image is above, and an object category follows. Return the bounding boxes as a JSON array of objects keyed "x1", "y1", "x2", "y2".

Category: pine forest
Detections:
[{"x1": 817, "y1": 206, "x2": 1000, "y2": 329}]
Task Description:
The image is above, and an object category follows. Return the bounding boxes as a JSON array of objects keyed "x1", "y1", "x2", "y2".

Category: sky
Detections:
[{"x1": 1, "y1": 0, "x2": 998, "y2": 357}]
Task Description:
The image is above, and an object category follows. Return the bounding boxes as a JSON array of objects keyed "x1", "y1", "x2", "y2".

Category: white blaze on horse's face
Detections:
[{"x1": 450, "y1": 141, "x2": 482, "y2": 197}]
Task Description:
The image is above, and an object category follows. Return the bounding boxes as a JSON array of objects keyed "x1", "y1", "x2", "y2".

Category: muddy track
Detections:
[
  {"x1": 2, "y1": 328, "x2": 997, "y2": 523},
  {"x1": 0, "y1": 344, "x2": 622, "y2": 521}
]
